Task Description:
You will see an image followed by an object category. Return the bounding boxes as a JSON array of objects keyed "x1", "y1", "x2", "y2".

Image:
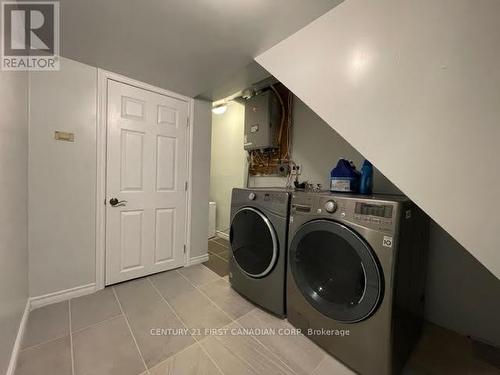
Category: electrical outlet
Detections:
[
  {"x1": 290, "y1": 164, "x2": 302, "y2": 175},
  {"x1": 277, "y1": 163, "x2": 290, "y2": 177}
]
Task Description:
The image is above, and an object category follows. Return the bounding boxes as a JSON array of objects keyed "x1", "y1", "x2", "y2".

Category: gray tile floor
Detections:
[
  {"x1": 16, "y1": 254, "x2": 500, "y2": 375},
  {"x1": 16, "y1": 263, "x2": 351, "y2": 375}
]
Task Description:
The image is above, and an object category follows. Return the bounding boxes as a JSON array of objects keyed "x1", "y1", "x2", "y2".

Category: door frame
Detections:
[{"x1": 95, "y1": 69, "x2": 194, "y2": 290}]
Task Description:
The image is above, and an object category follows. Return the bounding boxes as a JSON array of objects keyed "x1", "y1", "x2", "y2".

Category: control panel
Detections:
[
  {"x1": 290, "y1": 192, "x2": 398, "y2": 233},
  {"x1": 232, "y1": 189, "x2": 290, "y2": 218},
  {"x1": 246, "y1": 191, "x2": 287, "y2": 204}
]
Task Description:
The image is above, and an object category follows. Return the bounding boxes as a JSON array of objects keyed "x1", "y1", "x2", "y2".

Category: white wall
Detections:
[
  {"x1": 29, "y1": 58, "x2": 97, "y2": 297},
  {"x1": 0, "y1": 70, "x2": 29, "y2": 373},
  {"x1": 292, "y1": 97, "x2": 401, "y2": 194},
  {"x1": 209, "y1": 101, "x2": 247, "y2": 234},
  {"x1": 190, "y1": 99, "x2": 212, "y2": 258},
  {"x1": 256, "y1": 0, "x2": 500, "y2": 279}
]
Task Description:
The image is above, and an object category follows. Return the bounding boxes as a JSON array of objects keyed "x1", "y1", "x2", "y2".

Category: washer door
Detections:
[
  {"x1": 230, "y1": 207, "x2": 278, "y2": 278},
  {"x1": 289, "y1": 220, "x2": 383, "y2": 323}
]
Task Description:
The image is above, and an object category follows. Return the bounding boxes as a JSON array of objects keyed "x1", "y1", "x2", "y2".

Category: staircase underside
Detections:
[{"x1": 256, "y1": 0, "x2": 500, "y2": 279}]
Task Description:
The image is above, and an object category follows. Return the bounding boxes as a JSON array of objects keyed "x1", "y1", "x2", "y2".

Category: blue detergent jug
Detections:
[
  {"x1": 359, "y1": 159, "x2": 373, "y2": 195},
  {"x1": 330, "y1": 158, "x2": 360, "y2": 193}
]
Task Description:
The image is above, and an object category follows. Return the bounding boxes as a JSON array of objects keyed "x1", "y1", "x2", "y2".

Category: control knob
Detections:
[
  {"x1": 324, "y1": 200, "x2": 337, "y2": 213},
  {"x1": 248, "y1": 192, "x2": 256, "y2": 201}
]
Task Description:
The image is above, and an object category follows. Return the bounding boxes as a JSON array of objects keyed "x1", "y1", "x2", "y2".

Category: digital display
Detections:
[{"x1": 355, "y1": 203, "x2": 393, "y2": 218}]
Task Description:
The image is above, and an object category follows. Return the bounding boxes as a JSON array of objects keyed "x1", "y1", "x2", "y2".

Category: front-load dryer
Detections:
[
  {"x1": 287, "y1": 191, "x2": 429, "y2": 374},
  {"x1": 229, "y1": 188, "x2": 291, "y2": 317}
]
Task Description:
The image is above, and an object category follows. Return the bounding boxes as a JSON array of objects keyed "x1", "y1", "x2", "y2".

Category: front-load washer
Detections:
[
  {"x1": 229, "y1": 188, "x2": 291, "y2": 317},
  {"x1": 287, "y1": 191, "x2": 429, "y2": 375}
]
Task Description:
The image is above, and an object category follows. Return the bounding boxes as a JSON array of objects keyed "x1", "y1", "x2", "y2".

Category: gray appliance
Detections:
[
  {"x1": 243, "y1": 90, "x2": 280, "y2": 150},
  {"x1": 229, "y1": 188, "x2": 291, "y2": 317},
  {"x1": 287, "y1": 191, "x2": 429, "y2": 375}
]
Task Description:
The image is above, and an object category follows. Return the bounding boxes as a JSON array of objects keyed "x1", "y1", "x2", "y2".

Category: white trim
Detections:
[
  {"x1": 96, "y1": 68, "x2": 106, "y2": 291},
  {"x1": 6, "y1": 300, "x2": 30, "y2": 375},
  {"x1": 68, "y1": 300, "x2": 75, "y2": 375},
  {"x1": 95, "y1": 69, "x2": 194, "y2": 290},
  {"x1": 186, "y1": 254, "x2": 209, "y2": 266},
  {"x1": 184, "y1": 100, "x2": 194, "y2": 266},
  {"x1": 29, "y1": 283, "x2": 96, "y2": 310},
  {"x1": 216, "y1": 230, "x2": 229, "y2": 240},
  {"x1": 98, "y1": 69, "x2": 191, "y2": 103}
]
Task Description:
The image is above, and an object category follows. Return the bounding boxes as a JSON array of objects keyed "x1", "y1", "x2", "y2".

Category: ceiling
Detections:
[{"x1": 57, "y1": 0, "x2": 343, "y2": 98}]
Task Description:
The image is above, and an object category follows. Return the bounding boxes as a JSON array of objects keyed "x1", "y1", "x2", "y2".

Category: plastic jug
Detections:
[
  {"x1": 330, "y1": 158, "x2": 360, "y2": 193},
  {"x1": 359, "y1": 159, "x2": 373, "y2": 195}
]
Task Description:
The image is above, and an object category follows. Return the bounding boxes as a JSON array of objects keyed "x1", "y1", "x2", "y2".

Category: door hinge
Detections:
[
  {"x1": 183, "y1": 244, "x2": 186, "y2": 254},
  {"x1": 184, "y1": 181, "x2": 188, "y2": 191}
]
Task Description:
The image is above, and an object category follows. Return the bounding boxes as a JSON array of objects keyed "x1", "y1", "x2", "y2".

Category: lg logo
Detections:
[
  {"x1": 2, "y1": 1, "x2": 59, "y2": 70},
  {"x1": 382, "y1": 236, "x2": 393, "y2": 248}
]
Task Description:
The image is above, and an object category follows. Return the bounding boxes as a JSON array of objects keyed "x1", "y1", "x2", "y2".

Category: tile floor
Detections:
[
  {"x1": 204, "y1": 237, "x2": 230, "y2": 277},
  {"x1": 16, "y1": 244, "x2": 500, "y2": 375}
]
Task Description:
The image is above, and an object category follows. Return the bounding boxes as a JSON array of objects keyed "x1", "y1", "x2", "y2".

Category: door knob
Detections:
[{"x1": 109, "y1": 198, "x2": 127, "y2": 207}]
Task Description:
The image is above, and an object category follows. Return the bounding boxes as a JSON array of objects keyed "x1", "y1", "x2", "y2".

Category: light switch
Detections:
[{"x1": 54, "y1": 131, "x2": 74, "y2": 142}]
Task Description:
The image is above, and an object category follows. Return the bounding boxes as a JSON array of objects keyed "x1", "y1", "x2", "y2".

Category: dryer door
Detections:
[
  {"x1": 230, "y1": 207, "x2": 278, "y2": 278},
  {"x1": 289, "y1": 220, "x2": 383, "y2": 323}
]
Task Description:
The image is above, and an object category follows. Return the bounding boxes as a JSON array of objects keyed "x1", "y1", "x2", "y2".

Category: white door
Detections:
[{"x1": 105, "y1": 79, "x2": 189, "y2": 285}]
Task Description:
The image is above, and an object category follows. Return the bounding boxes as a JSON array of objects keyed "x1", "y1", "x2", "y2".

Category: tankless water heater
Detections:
[{"x1": 244, "y1": 90, "x2": 280, "y2": 150}]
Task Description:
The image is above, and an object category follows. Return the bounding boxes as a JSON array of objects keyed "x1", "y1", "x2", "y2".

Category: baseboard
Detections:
[
  {"x1": 29, "y1": 283, "x2": 96, "y2": 310},
  {"x1": 216, "y1": 230, "x2": 229, "y2": 240},
  {"x1": 6, "y1": 299, "x2": 30, "y2": 375},
  {"x1": 186, "y1": 254, "x2": 209, "y2": 266}
]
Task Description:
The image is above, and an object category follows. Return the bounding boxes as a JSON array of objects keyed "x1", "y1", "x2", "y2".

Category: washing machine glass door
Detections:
[
  {"x1": 230, "y1": 207, "x2": 278, "y2": 278},
  {"x1": 290, "y1": 220, "x2": 382, "y2": 323}
]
